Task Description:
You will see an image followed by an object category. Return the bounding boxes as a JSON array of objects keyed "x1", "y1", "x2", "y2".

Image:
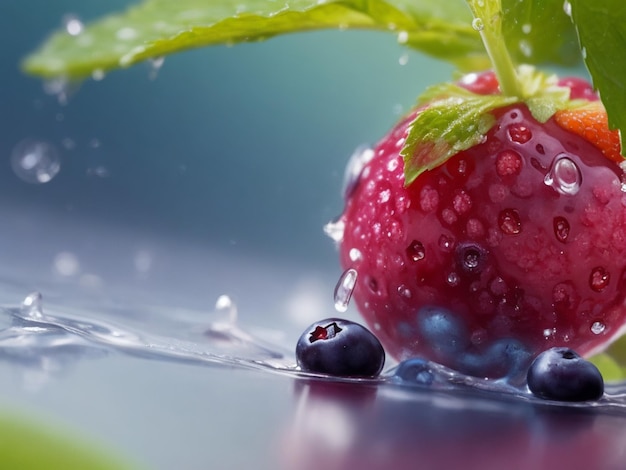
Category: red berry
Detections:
[{"x1": 338, "y1": 75, "x2": 626, "y2": 378}]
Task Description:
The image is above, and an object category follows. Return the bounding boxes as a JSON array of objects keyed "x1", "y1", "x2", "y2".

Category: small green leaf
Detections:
[
  {"x1": 569, "y1": 0, "x2": 626, "y2": 157},
  {"x1": 400, "y1": 83, "x2": 516, "y2": 185},
  {"x1": 588, "y1": 353, "x2": 625, "y2": 383}
]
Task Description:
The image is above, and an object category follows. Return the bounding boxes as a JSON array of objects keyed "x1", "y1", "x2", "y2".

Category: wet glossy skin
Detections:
[{"x1": 339, "y1": 75, "x2": 626, "y2": 378}]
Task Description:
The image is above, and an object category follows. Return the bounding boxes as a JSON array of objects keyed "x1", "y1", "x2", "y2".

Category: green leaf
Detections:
[
  {"x1": 588, "y1": 353, "x2": 625, "y2": 383},
  {"x1": 569, "y1": 0, "x2": 626, "y2": 157},
  {"x1": 22, "y1": 0, "x2": 485, "y2": 79},
  {"x1": 501, "y1": 0, "x2": 580, "y2": 67},
  {"x1": 0, "y1": 411, "x2": 137, "y2": 470},
  {"x1": 22, "y1": 0, "x2": 581, "y2": 80},
  {"x1": 400, "y1": 83, "x2": 517, "y2": 185}
]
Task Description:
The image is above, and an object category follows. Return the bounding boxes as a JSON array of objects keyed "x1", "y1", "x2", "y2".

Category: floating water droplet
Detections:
[
  {"x1": 215, "y1": 294, "x2": 238, "y2": 324},
  {"x1": 91, "y1": 69, "x2": 105, "y2": 81},
  {"x1": 519, "y1": 40, "x2": 532, "y2": 57},
  {"x1": 472, "y1": 18, "x2": 484, "y2": 31},
  {"x1": 334, "y1": 268, "x2": 358, "y2": 313},
  {"x1": 543, "y1": 327, "x2": 556, "y2": 338},
  {"x1": 406, "y1": 240, "x2": 425, "y2": 262},
  {"x1": 42, "y1": 77, "x2": 74, "y2": 105},
  {"x1": 11, "y1": 139, "x2": 61, "y2": 184},
  {"x1": 21, "y1": 292, "x2": 44, "y2": 320},
  {"x1": 589, "y1": 267, "x2": 610, "y2": 292},
  {"x1": 53, "y1": 251, "x2": 80, "y2": 277},
  {"x1": 498, "y1": 209, "x2": 522, "y2": 235},
  {"x1": 553, "y1": 216, "x2": 570, "y2": 243},
  {"x1": 521, "y1": 23, "x2": 532, "y2": 34},
  {"x1": 63, "y1": 13, "x2": 84, "y2": 36},
  {"x1": 349, "y1": 248, "x2": 363, "y2": 262},
  {"x1": 343, "y1": 144, "x2": 374, "y2": 200},
  {"x1": 398, "y1": 53, "x2": 409, "y2": 66},
  {"x1": 397, "y1": 31, "x2": 409, "y2": 44},
  {"x1": 544, "y1": 156, "x2": 582, "y2": 195},
  {"x1": 148, "y1": 56, "x2": 165, "y2": 80},
  {"x1": 323, "y1": 217, "x2": 345, "y2": 243},
  {"x1": 591, "y1": 321, "x2": 606, "y2": 335}
]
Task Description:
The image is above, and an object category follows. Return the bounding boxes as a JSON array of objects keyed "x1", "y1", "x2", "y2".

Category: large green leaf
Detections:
[
  {"x1": 569, "y1": 0, "x2": 626, "y2": 154},
  {"x1": 0, "y1": 411, "x2": 137, "y2": 470},
  {"x1": 22, "y1": 0, "x2": 581, "y2": 80}
]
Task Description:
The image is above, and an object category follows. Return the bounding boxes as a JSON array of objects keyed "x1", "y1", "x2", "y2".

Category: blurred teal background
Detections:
[{"x1": 0, "y1": 0, "x2": 453, "y2": 269}]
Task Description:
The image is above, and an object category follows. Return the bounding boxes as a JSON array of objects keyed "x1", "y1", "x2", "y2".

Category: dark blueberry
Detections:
[
  {"x1": 459, "y1": 338, "x2": 533, "y2": 379},
  {"x1": 417, "y1": 305, "x2": 469, "y2": 358},
  {"x1": 296, "y1": 318, "x2": 385, "y2": 377},
  {"x1": 527, "y1": 347, "x2": 604, "y2": 402},
  {"x1": 393, "y1": 358, "x2": 434, "y2": 386}
]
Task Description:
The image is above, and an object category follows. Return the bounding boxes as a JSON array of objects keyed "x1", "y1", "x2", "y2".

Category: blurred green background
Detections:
[{"x1": 0, "y1": 0, "x2": 453, "y2": 269}]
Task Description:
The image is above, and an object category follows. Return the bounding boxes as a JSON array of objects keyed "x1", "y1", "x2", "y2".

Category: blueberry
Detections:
[
  {"x1": 459, "y1": 338, "x2": 532, "y2": 379},
  {"x1": 527, "y1": 347, "x2": 604, "y2": 402},
  {"x1": 393, "y1": 358, "x2": 434, "y2": 386},
  {"x1": 417, "y1": 305, "x2": 469, "y2": 358},
  {"x1": 296, "y1": 318, "x2": 385, "y2": 377}
]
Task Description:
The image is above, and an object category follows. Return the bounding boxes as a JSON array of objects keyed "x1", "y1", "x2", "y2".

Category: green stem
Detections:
[{"x1": 467, "y1": 0, "x2": 522, "y2": 97}]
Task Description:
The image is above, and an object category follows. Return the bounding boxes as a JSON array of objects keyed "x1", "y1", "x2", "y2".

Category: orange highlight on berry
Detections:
[{"x1": 554, "y1": 103, "x2": 623, "y2": 164}]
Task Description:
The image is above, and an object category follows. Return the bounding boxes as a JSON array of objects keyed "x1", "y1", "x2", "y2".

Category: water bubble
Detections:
[
  {"x1": 591, "y1": 321, "x2": 606, "y2": 335},
  {"x1": 63, "y1": 14, "x2": 84, "y2": 36},
  {"x1": 11, "y1": 139, "x2": 61, "y2": 184},
  {"x1": 589, "y1": 266, "x2": 610, "y2": 292},
  {"x1": 472, "y1": 18, "x2": 484, "y2": 31},
  {"x1": 397, "y1": 31, "x2": 409, "y2": 44},
  {"x1": 398, "y1": 53, "x2": 409, "y2": 66},
  {"x1": 334, "y1": 268, "x2": 358, "y2": 313},
  {"x1": 343, "y1": 144, "x2": 374, "y2": 199},
  {"x1": 323, "y1": 217, "x2": 345, "y2": 243},
  {"x1": 215, "y1": 294, "x2": 238, "y2": 324},
  {"x1": 21, "y1": 292, "x2": 45, "y2": 321},
  {"x1": 521, "y1": 23, "x2": 532, "y2": 34},
  {"x1": 553, "y1": 216, "x2": 570, "y2": 243},
  {"x1": 498, "y1": 209, "x2": 522, "y2": 235},
  {"x1": 406, "y1": 240, "x2": 426, "y2": 262},
  {"x1": 544, "y1": 156, "x2": 582, "y2": 195}
]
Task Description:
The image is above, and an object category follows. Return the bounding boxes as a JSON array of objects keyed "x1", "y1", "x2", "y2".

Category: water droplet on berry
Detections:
[
  {"x1": 342, "y1": 144, "x2": 374, "y2": 199},
  {"x1": 544, "y1": 155, "x2": 582, "y2": 196},
  {"x1": 11, "y1": 139, "x2": 61, "y2": 184},
  {"x1": 406, "y1": 240, "x2": 426, "y2": 262},
  {"x1": 323, "y1": 217, "x2": 345, "y2": 243},
  {"x1": 507, "y1": 124, "x2": 532, "y2": 144},
  {"x1": 349, "y1": 248, "x2": 363, "y2": 262},
  {"x1": 543, "y1": 327, "x2": 556, "y2": 339},
  {"x1": 553, "y1": 216, "x2": 570, "y2": 243},
  {"x1": 498, "y1": 209, "x2": 522, "y2": 235},
  {"x1": 397, "y1": 285, "x2": 412, "y2": 298},
  {"x1": 472, "y1": 18, "x2": 484, "y2": 31},
  {"x1": 334, "y1": 268, "x2": 358, "y2": 313},
  {"x1": 496, "y1": 150, "x2": 523, "y2": 177},
  {"x1": 447, "y1": 272, "x2": 460, "y2": 286},
  {"x1": 439, "y1": 235, "x2": 455, "y2": 252},
  {"x1": 589, "y1": 266, "x2": 610, "y2": 292},
  {"x1": 591, "y1": 321, "x2": 606, "y2": 335},
  {"x1": 21, "y1": 292, "x2": 45, "y2": 321}
]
